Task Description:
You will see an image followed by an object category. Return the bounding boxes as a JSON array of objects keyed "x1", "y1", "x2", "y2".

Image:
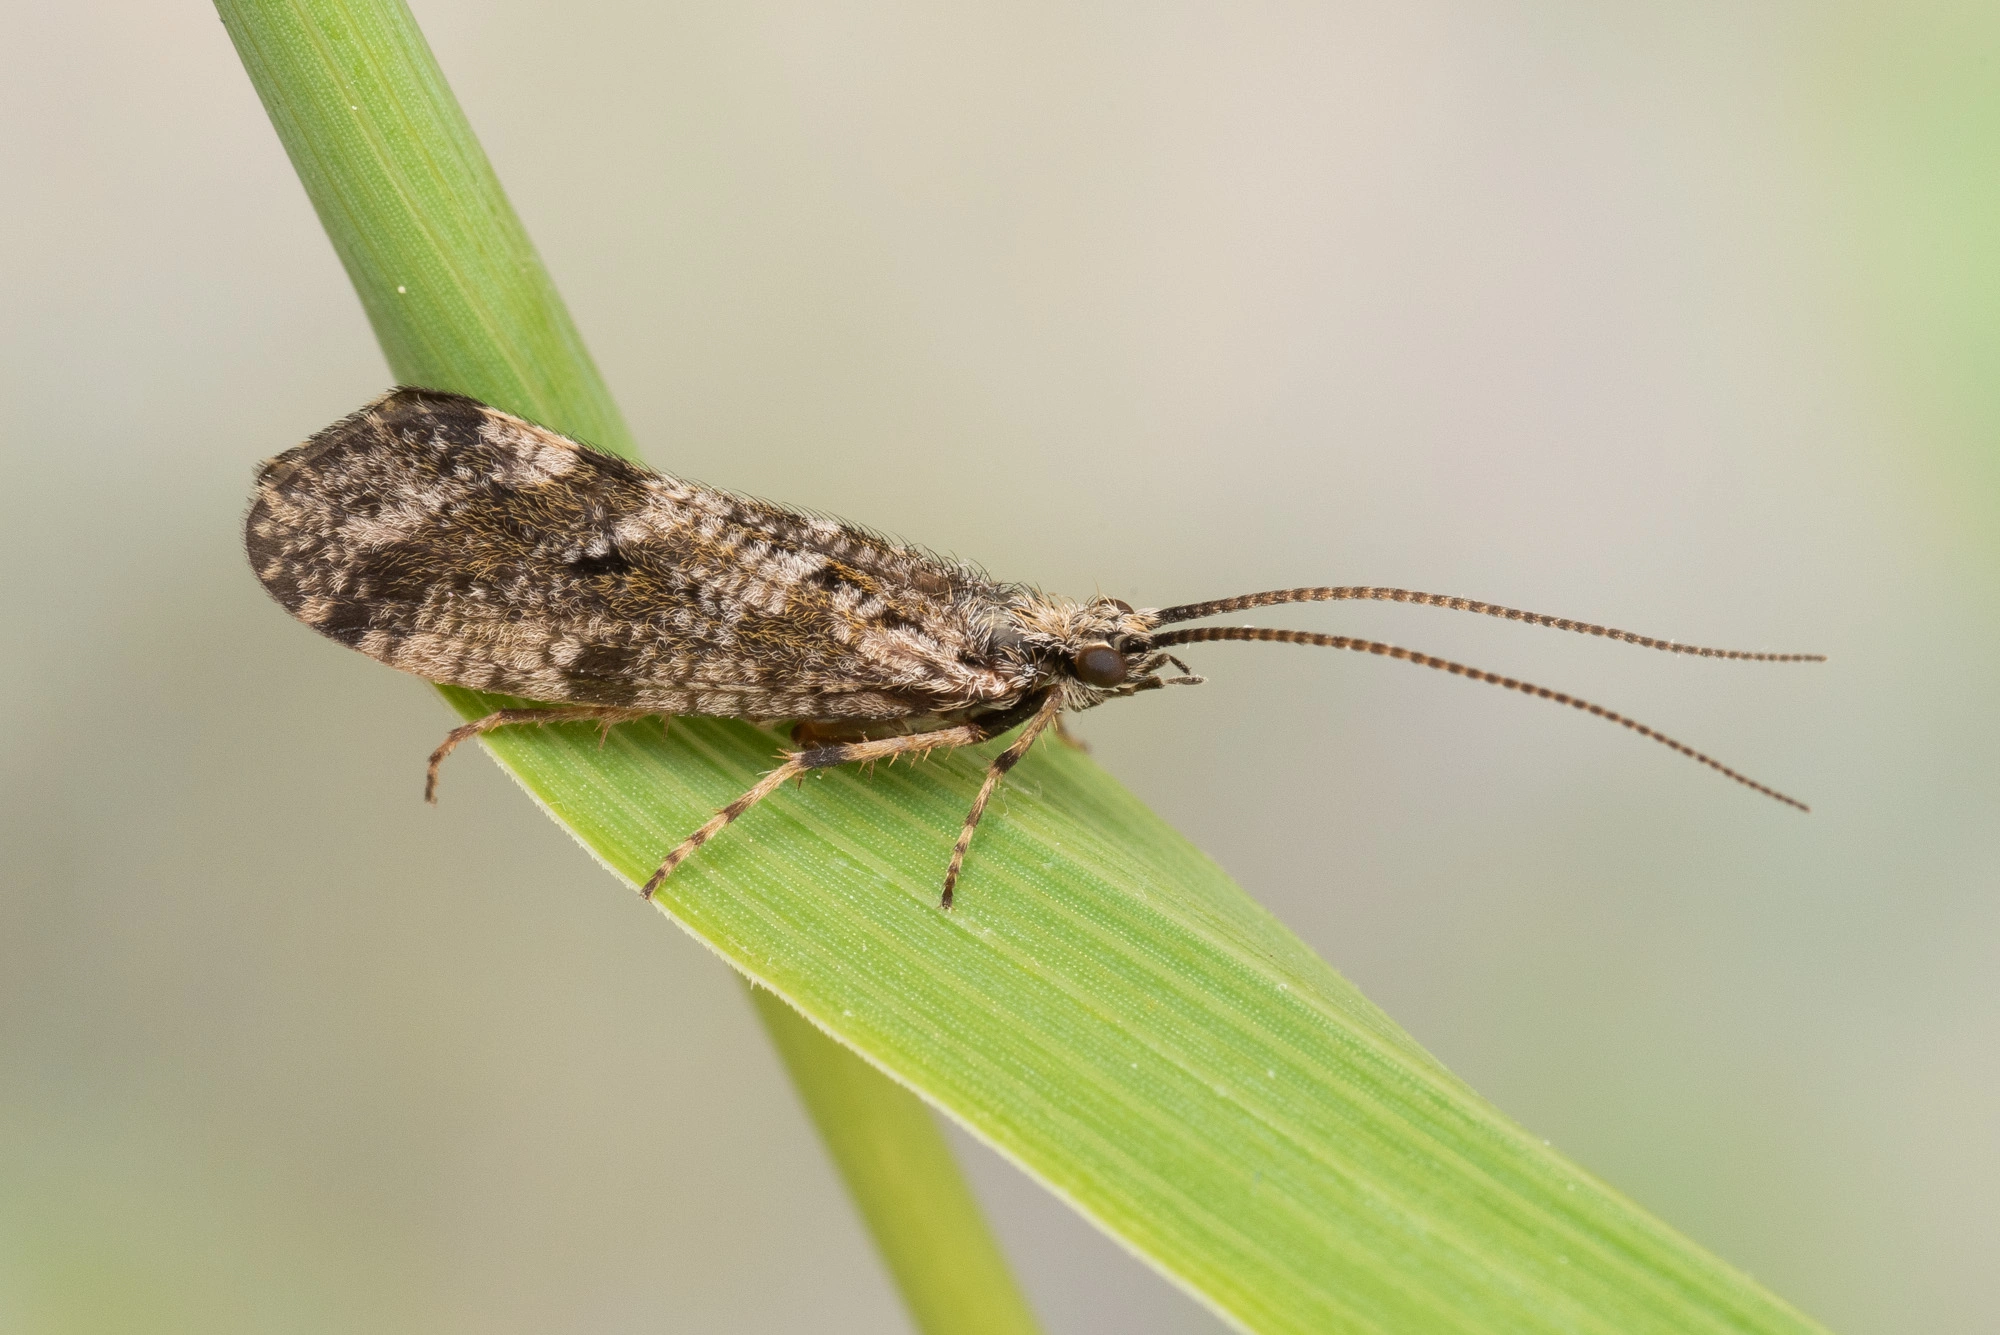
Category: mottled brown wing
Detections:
[{"x1": 245, "y1": 388, "x2": 1032, "y2": 720}]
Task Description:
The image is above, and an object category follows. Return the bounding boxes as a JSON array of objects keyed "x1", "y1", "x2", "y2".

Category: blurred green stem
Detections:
[
  {"x1": 215, "y1": 1, "x2": 1039, "y2": 1330},
  {"x1": 752, "y1": 987, "x2": 1041, "y2": 1335}
]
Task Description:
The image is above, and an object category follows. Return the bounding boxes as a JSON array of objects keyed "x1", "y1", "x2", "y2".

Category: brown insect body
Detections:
[
  {"x1": 247, "y1": 389, "x2": 1158, "y2": 727},
  {"x1": 248, "y1": 388, "x2": 1818, "y2": 908}
]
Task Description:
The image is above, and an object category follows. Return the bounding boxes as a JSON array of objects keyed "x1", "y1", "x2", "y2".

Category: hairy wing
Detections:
[{"x1": 245, "y1": 388, "x2": 1030, "y2": 718}]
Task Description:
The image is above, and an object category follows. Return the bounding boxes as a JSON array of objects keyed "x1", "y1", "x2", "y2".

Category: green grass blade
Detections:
[
  {"x1": 752, "y1": 986, "x2": 1041, "y2": 1335},
  {"x1": 218, "y1": 0, "x2": 632, "y2": 454},
  {"x1": 219, "y1": 2, "x2": 1039, "y2": 1330},
  {"x1": 458, "y1": 705, "x2": 1828, "y2": 1334},
  {"x1": 219, "y1": 1, "x2": 1834, "y2": 1331}
]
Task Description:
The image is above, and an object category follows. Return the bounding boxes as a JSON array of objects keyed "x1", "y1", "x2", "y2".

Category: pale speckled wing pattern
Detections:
[{"x1": 245, "y1": 388, "x2": 1038, "y2": 721}]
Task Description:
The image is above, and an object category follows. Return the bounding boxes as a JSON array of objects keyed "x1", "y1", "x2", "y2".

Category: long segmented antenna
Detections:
[
  {"x1": 1144, "y1": 625, "x2": 1810, "y2": 811},
  {"x1": 1151, "y1": 586, "x2": 1825, "y2": 662}
]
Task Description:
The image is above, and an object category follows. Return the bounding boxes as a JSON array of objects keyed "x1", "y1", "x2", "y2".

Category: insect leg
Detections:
[
  {"x1": 640, "y1": 754, "x2": 813, "y2": 898},
  {"x1": 940, "y1": 691, "x2": 1066, "y2": 910},
  {"x1": 640, "y1": 719, "x2": 997, "y2": 900},
  {"x1": 425, "y1": 706, "x2": 647, "y2": 803}
]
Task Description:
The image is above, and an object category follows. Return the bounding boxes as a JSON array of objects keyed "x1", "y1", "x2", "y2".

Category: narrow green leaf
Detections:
[
  {"x1": 218, "y1": 0, "x2": 632, "y2": 454},
  {"x1": 455, "y1": 703, "x2": 1827, "y2": 1334},
  {"x1": 220, "y1": 1, "x2": 1835, "y2": 1331}
]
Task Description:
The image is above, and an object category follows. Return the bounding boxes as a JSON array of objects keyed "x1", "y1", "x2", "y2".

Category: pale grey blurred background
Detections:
[{"x1": 3, "y1": 2, "x2": 1995, "y2": 1332}]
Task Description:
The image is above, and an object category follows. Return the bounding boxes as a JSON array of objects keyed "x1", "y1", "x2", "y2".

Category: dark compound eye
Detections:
[
  {"x1": 1073, "y1": 643, "x2": 1128, "y2": 687},
  {"x1": 1108, "y1": 598, "x2": 1134, "y2": 614}
]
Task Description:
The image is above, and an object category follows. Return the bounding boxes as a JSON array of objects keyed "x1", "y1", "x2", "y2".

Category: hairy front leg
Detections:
[{"x1": 940, "y1": 692, "x2": 1064, "y2": 908}]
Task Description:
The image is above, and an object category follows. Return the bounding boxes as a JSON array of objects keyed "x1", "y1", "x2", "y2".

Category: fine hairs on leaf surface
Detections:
[{"x1": 219, "y1": 2, "x2": 1832, "y2": 1333}]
